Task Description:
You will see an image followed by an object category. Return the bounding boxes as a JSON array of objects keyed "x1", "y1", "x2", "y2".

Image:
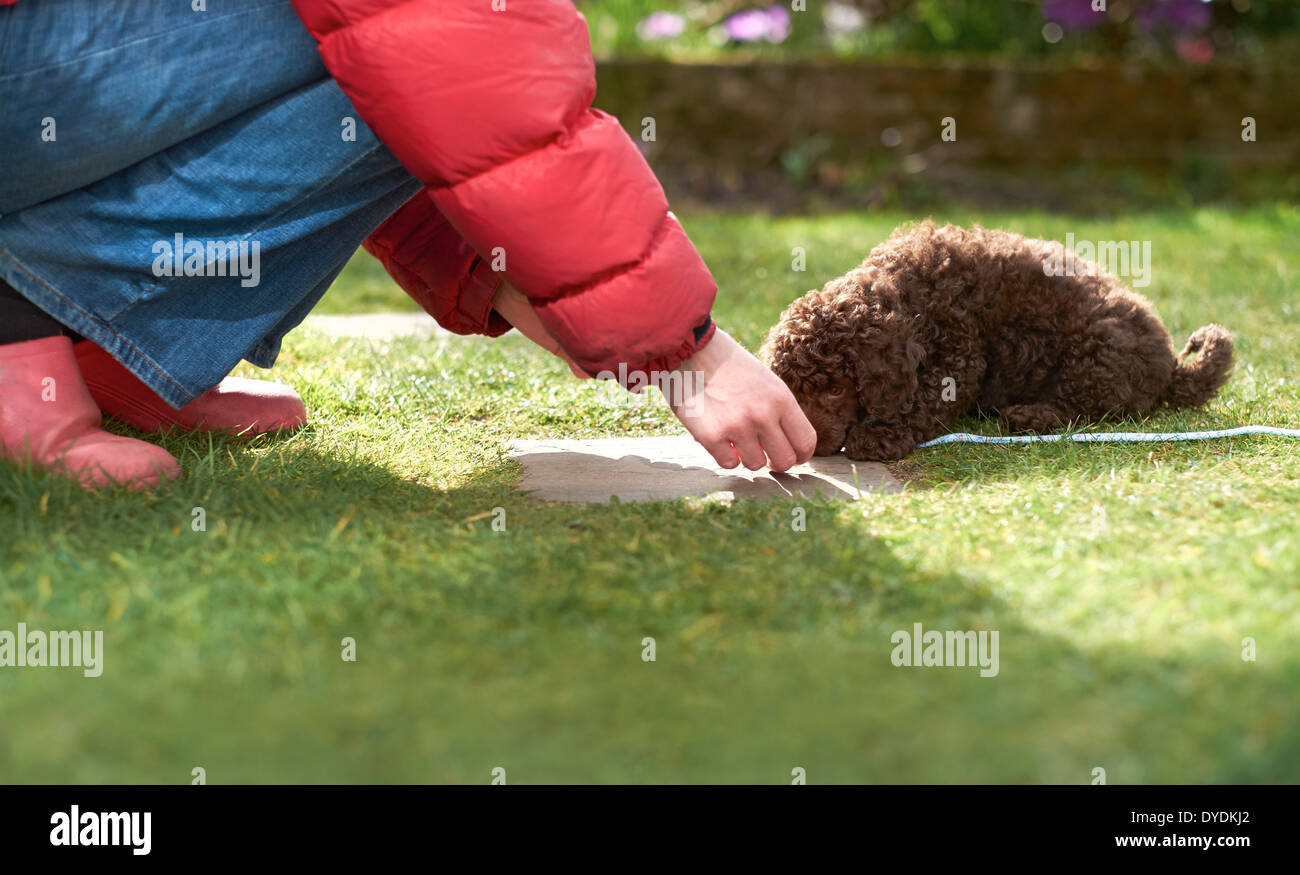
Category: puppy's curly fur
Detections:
[{"x1": 760, "y1": 221, "x2": 1233, "y2": 460}]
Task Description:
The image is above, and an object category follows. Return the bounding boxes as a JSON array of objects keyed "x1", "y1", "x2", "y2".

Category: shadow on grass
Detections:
[{"x1": 1, "y1": 426, "x2": 1296, "y2": 783}]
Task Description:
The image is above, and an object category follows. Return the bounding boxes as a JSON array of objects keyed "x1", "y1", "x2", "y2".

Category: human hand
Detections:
[
  {"x1": 491, "y1": 282, "x2": 591, "y2": 378},
  {"x1": 660, "y1": 328, "x2": 817, "y2": 472}
]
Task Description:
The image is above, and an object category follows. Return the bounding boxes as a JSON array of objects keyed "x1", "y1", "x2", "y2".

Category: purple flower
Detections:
[
  {"x1": 724, "y1": 6, "x2": 791, "y2": 43},
  {"x1": 1042, "y1": 0, "x2": 1105, "y2": 31},
  {"x1": 1138, "y1": 0, "x2": 1213, "y2": 34},
  {"x1": 637, "y1": 11, "x2": 686, "y2": 40}
]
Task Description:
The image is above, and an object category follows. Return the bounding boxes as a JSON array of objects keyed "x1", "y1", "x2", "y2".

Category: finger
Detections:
[
  {"x1": 782, "y1": 404, "x2": 818, "y2": 463},
  {"x1": 758, "y1": 426, "x2": 798, "y2": 473},
  {"x1": 730, "y1": 428, "x2": 768, "y2": 471},
  {"x1": 695, "y1": 429, "x2": 741, "y2": 469}
]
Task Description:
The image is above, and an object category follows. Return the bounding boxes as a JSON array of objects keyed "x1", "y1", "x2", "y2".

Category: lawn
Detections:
[{"x1": 2, "y1": 205, "x2": 1297, "y2": 783}]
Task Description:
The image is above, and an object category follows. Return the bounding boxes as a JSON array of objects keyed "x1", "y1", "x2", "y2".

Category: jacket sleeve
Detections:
[
  {"x1": 293, "y1": 0, "x2": 717, "y2": 380},
  {"x1": 362, "y1": 192, "x2": 511, "y2": 338}
]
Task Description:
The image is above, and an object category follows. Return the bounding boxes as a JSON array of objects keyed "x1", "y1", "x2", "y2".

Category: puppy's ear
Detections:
[{"x1": 846, "y1": 302, "x2": 924, "y2": 416}]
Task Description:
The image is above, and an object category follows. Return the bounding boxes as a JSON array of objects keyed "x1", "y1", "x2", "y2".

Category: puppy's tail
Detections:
[{"x1": 1162, "y1": 324, "x2": 1234, "y2": 408}]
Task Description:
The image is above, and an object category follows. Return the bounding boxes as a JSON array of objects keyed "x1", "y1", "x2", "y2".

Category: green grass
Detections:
[{"x1": 2, "y1": 205, "x2": 1298, "y2": 783}]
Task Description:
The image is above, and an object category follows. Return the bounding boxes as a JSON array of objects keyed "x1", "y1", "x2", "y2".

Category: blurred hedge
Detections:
[{"x1": 580, "y1": 0, "x2": 1300, "y2": 64}]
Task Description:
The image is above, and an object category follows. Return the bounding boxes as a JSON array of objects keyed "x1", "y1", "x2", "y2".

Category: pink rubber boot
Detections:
[
  {"x1": 0, "y1": 337, "x2": 180, "y2": 489},
  {"x1": 74, "y1": 340, "x2": 306, "y2": 435}
]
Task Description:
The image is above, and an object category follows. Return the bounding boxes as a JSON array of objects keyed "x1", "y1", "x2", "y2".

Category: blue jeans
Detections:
[{"x1": 0, "y1": 0, "x2": 423, "y2": 407}]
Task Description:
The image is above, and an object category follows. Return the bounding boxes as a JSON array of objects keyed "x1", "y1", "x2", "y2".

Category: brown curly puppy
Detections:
[{"x1": 760, "y1": 221, "x2": 1234, "y2": 460}]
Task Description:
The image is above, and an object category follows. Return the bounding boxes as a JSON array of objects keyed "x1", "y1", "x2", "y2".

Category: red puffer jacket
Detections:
[
  {"x1": 0, "y1": 0, "x2": 718, "y2": 378},
  {"x1": 296, "y1": 0, "x2": 718, "y2": 378}
]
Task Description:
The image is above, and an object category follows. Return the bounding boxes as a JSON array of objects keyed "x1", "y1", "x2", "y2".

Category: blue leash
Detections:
[{"x1": 919, "y1": 425, "x2": 1300, "y2": 447}]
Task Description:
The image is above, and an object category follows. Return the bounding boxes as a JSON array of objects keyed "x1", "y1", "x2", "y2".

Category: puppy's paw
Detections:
[
  {"x1": 843, "y1": 422, "x2": 917, "y2": 460},
  {"x1": 999, "y1": 403, "x2": 1067, "y2": 434}
]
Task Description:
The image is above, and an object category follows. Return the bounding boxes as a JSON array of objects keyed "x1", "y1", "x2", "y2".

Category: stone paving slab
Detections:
[
  {"x1": 507, "y1": 435, "x2": 901, "y2": 504},
  {"x1": 302, "y1": 312, "x2": 449, "y2": 339}
]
